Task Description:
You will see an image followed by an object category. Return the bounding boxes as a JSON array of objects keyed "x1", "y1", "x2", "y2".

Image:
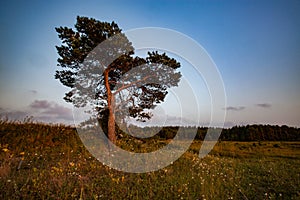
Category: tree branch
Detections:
[{"x1": 112, "y1": 75, "x2": 154, "y2": 95}]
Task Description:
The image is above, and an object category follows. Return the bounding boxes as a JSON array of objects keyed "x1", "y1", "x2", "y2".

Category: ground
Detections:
[{"x1": 0, "y1": 121, "x2": 299, "y2": 199}]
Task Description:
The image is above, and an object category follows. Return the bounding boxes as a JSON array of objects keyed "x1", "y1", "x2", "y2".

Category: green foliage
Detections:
[
  {"x1": 55, "y1": 16, "x2": 181, "y2": 123},
  {"x1": 55, "y1": 16, "x2": 123, "y2": 70}
]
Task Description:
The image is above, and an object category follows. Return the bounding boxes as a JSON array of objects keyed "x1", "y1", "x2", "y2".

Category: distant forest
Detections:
[
  {"x1": 118, "y1": 124, "x2": 300, "y2": 141},
  {"x1": 1, "y1": 120, "x2": 298, "y2": 142}
]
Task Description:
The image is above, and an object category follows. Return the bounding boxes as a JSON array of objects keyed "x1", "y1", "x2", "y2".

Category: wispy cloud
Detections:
[
  {"x1": 224, "y1": 121, "x2": 249, "y2": 128},
  {"x1": 41, "y1": 104, "x2": 73, "y2": 121},
  {"x1": 224, "y1": 106, "x2": 245, "y2": 111},
  {"x1": 0, "y1": 100, "x2": 73, "y2": 124},
  {"x1": 256, "y1": 103, "x2": 272, "y2": 108},
  {"x1": 0, "y1": 110, "x2": 29, "y2": 121},
  {"x1": 30, "y1": 100, "x2": 73, "y2": 122},
  {"x1": 28, "y1": 90, "x2": 38, "y2": 95},
  {"x1": 30, "y1": 100, "x2": 51, "y2": 109},
  {"x1": 128, "y1": 114, "x2": 200, "y2": 127},
  {"x1": 224, "y1": 121, "x2": 235, "y2": 128}
]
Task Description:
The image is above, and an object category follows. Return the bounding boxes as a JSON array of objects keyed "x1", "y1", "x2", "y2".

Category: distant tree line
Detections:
[
  {"x1": 116, "y1": 124, "x2": 300, "y2": 141},
  {"x1": 219, "y1": 124, "x2": 300, "y2": 141}
]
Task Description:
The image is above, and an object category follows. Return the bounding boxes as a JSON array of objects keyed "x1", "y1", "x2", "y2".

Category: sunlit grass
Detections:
[{"x1": 0, "y1": 119, "x2": 299, "y2": 199}]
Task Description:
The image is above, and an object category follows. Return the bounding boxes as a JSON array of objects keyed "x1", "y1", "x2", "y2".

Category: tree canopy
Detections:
[{"x1": 55, "y1": 16, "x2": 181, "y2": 143}]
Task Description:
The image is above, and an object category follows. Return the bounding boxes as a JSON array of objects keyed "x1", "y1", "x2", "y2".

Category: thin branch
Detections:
[{"x1": 112, "y1": 75, "x2": 154, "y2": 95}]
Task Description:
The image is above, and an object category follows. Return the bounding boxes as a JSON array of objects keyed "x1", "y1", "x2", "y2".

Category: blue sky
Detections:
[{"x1": 0, "y1": 0, "x2": 299, "y2": 127}]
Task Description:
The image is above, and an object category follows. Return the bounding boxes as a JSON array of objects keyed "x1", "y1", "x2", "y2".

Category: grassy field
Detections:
[{"x1": 0, "y1": 120, "x2": 299, "y2": 199}]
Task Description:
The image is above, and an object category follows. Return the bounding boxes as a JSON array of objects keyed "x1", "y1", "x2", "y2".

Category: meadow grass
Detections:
[{"x1": 0, "y1": 120, "x2": 299, "y2": 199}]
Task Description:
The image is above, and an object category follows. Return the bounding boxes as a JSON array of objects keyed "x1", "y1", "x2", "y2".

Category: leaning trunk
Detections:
[
  {"x1": 104, "y1": 69, "x2": 117, "y2": 144},
  {"x1": 107, "y1": 95, "x2": 116, "y2": 144}
]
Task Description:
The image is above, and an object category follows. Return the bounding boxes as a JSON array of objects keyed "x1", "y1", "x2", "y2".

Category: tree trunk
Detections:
[
  {"x1": 108, "y1": 95, "x2": 116, "y2": 144},
  {"x1": 104, "y1": 69, "x2": 117, "y2": 144}
]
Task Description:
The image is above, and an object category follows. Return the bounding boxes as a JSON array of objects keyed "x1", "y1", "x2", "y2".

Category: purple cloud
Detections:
[
  {"x1": 0, "y1": 110, "x2": 30, "y2": 121},
  {"x1": 30, "y1": 100, "x2": 52, "y2": 109},
  {"x1": 30, "y1": 100, "x2": 73, "y2": 122},
  {"x1": 0, "y1": 100, "x2": 73, "y2": 124},
  {"x1": 224, "y1": 106, "x2": 245, "y2": 111},
  {"x1": 224, "y1": 121, "x2": 235, "y2": 128},
  {"x1": 28, "y1": 90, "x2": 38, "y2": 95},
  {"x1": 256, "y1": 103, "x2": 272, "y2": 108},
  {"x1": 41, "y1": 103, "x2": 73, "y2": 121}
]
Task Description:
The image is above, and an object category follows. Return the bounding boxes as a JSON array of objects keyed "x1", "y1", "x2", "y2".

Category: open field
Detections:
[{"x1": 0, "y1": 120, "x2": 299, "y2": 199}]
